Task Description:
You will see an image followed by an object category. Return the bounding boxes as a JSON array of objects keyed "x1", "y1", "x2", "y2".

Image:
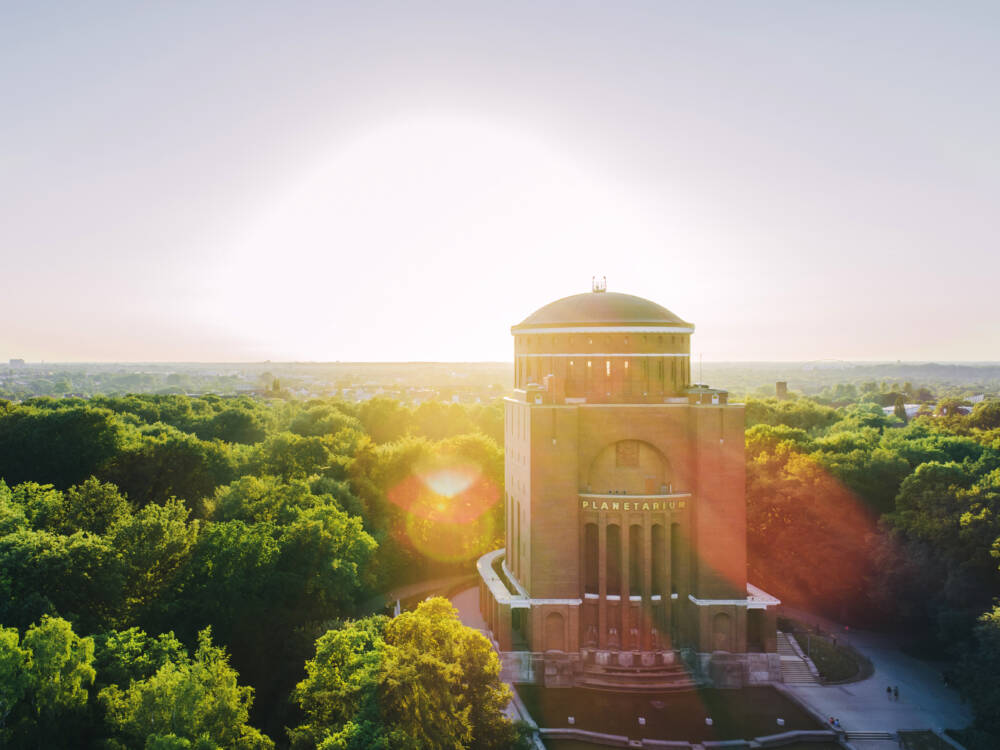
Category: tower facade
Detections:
[{"x1": 478, "y1": 286, "x2": 780, "y2": 688}]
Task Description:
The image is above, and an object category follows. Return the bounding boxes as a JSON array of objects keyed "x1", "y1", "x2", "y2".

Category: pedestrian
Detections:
[
  {"x1": 886, "y1": 686, "x2": 892, "y2": 700},
  {"x1": 893, "y1": 685, "x2": 899, "y2": 701}
]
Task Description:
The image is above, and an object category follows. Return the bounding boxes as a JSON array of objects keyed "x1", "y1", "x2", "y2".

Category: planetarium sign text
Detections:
[{"x1": 580, "y1": 499, "x2": 687, "y2": 512}]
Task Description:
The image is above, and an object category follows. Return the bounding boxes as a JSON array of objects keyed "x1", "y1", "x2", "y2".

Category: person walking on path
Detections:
[
  {"x1": 887, "y1": 686, "x2": 892, "y2": 700},
  {"x1": 893, "y1": 685, "x2": 899, "y2": 701}
]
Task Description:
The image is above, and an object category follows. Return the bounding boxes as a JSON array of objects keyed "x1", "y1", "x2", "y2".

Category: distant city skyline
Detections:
[{"x1": 3, "y1": 3, "x2": 998, "y2": 363}]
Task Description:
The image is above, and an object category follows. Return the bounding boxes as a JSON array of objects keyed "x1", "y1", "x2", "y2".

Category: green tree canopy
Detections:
[
  {"x1": 100, "y1": 628, "x2": 273, "y2": 750},
  {"x1": 291, "y1": 598, "x2": 526, "y2": 750},
  {"x1": 0, "y1": 616, "x2": 96, "y2": 748},
  {"x1": 0, "y1": 405, "x2": 131, "y2": 489}
]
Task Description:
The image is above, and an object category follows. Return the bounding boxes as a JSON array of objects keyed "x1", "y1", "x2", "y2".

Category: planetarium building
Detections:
[{"x1": 477, "y1": 284, "x2": 781, "y2": 689}]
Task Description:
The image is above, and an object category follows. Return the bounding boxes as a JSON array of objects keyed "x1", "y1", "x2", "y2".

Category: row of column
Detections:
[{"x1": 580, "y1": 515, "x2": 689, "y2": 650}]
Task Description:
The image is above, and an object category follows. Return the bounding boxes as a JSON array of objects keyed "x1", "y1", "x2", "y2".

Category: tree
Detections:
[
  {"x1": 969, "y1": 400, "x2": 1000, "y2": 431},
  {"x1": 894, "y1": 395, "x2": 908, "y2": 423},
  {"x1": 0, "y1": 616, "x2": 96, "y2": 748},
  {"x1": 93, "y1": 627, "x2": 187, "y2": 689},
  {"x1": 276, "y1": 505, "x2": 377, "y2": 623},
  {"x1": 111, "y1": 499, "x2": 199, "y2": 628},
  {"x1": 290, "y1": 405, "x2": 361, "y2": 439},
  {"x1": 0, "y1": 528, "x2": 121, "y2": 632},
  {"x1": 0, "y1": 626, "x2": 30, "y2": 743},
  {"x1": 100, "y1": 628, "x2": 273, "y2": 750},
  {"x1": 0, "y1": 405, "x2": 130, "y2": 489},
  {"x1": 101, "y1": 427, "x2": 238, "y2": 511},
  {"x1": 211, "y1": 476, "x2": 324, "y2": 525},
  {"x1": 59, "y1": 477, "x2": 132, "y2": 535},
  {"x1": 743, "y1": 397, "x2": 839, "y2": 432},
  {"x1": 955, "y1": 605, "x2": 1000, "y2": 747},
  {"x1": 206, "y1": 408, "x2": 268, "y2": 445},
  {"x1": 169, "y1": 520, "x2": 280, "y2": 648},
  {"x1": 358, "y1": 398, "x2": 412, "y2": 444},
  {"x1": 745, "y1": 437, "x2": 877, "y2": 620},
  {"x1": 251, "y1": 433, "x2": 332, "y2": 480},
  {"x1": 291, "y1": 599, "x2": 527, "y2": 750}
]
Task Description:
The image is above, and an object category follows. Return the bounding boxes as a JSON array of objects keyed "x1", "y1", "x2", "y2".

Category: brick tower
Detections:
[{"x1": 478, "y1": 284, "x2": 780, "y2": 688}]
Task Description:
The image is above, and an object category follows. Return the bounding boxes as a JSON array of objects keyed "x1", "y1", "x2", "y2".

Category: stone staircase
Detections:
[
  {"x1": 846, "y1": 731, "x2": 898, "y2": 741},
  {"x1": 777, "y1": 631, "x2": 819, "y2": 685},
  {"x1": 577, "y1": 654, "x2": 699, "y2": 692}
]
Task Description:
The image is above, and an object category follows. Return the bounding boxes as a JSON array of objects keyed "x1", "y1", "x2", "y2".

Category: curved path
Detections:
[
  {"x1": 363, "y1": 573, "x2": 476, "y2": 615},
  {"x1": 779, "y1": 606, "x2": 972, "y2": 738}
]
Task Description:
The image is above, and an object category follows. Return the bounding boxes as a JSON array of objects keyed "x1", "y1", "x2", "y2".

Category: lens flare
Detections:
[
  {"x1": 746, "y1": 444, "x2": 883, "y2": 621},
  {"x1": 387, "y1": 459, "x2": 502, "y2": 563},
  {"x1": 422, "y1": 466, "x2": 479, "y2": 498}
]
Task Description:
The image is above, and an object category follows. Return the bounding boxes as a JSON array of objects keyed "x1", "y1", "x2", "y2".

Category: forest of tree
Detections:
[
  {"x1": 1, "y1": 390, "x2": 999, "y2": 747},
  {"x1": 0, "y1": 394, "x2": 528, "y2": 748},
  {"x1": 744, "y1": 396, "x2": 1000, "y2": 748}
]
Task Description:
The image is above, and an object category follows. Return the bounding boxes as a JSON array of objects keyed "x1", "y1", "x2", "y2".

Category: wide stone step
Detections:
[
  {"x1": 776, "y1": 632, "x2": 799, "y2": 656},
  {"x1": 782, "y1": 674, "x2": 818, "y2": 684},
  {"x1": 578, "y1": 675, "x2": 700, "y2": 693},
  {"x1": 583, "y1": 664, "x2": 688, "y2": 675},
  {"x1": 847, "y1": 731, "x2": 897, "y2": 740}
]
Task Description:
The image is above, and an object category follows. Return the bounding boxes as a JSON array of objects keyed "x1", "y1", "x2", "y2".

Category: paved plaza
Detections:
[{"x1": 785, "y1": 631, "x2": 971, "y2": 735}]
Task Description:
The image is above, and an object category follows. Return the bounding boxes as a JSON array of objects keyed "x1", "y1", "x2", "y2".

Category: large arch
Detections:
[{"x1": 587, "y1": 439, "x2": 670, "y2": 494}]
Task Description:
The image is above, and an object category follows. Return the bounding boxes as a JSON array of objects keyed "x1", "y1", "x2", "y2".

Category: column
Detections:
[
  {"x1": 598, "y1": 518, "x2": 607, "y2": 649},
  {"x1": 642, "y1": 518, "x2": 653, "y2": 649}
]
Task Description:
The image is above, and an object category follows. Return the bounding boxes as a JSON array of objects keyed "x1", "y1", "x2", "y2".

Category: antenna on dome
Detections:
[{"x1": 592, "y1": 276, "x2": 607, "y2": 293}]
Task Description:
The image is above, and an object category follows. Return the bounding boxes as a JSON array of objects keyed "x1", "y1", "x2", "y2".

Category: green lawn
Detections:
[
  {"x1": 547, "y1": 743, "x2": 840, "y2": 750},
  {"x1": 518, "y1": 685, "x2": 822, "y2": 743},
  {"x1": 900, "y1": 730, "x2": 961, "y2": 750},
  {"x1": 545, "y1": 744, "x2": 841, "y2": 750},
  {"x1": 791, "y1": 631, "x2": 866, "y2": 682}
]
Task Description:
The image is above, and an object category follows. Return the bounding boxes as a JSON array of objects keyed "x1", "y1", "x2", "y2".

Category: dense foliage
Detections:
[
  {"x1": 0, "y1": 394, "x2": 513, "y2": 748},
  {"x1": 291, "y1": 598, "x2": 530, "y2": 750},
  {"x1": 744, "y1": 396, "x2": 1000, "y2": 746},
  {"x1": 3, "y1": 389, "x2": 1000, "y2": 744}
]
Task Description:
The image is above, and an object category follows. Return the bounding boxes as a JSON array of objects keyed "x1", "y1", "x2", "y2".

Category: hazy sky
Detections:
[{"x1": 2, "y1": 2, "x2": 998, "y2": 363}]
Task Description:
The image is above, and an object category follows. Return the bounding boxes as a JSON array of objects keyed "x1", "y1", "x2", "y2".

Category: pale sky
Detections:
[{"x1": 2, "y1": 2, "x2": 998, "y2": 363}]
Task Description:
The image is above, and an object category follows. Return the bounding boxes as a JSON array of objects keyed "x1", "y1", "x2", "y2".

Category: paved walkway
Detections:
[
  {"x1": 363, "y1": 573, "x2": 475, "y2": 615},
  {"x1": 452, "y1": 585, "x2": 490, "y2": 633},
  {"x1": 780, "y1": 607, "x2": 972, "y2": 735}
]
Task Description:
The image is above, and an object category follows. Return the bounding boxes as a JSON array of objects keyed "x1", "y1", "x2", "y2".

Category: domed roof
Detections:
[{"x1": 513, "y1": 291, "x2": 693, "y2": 332}]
